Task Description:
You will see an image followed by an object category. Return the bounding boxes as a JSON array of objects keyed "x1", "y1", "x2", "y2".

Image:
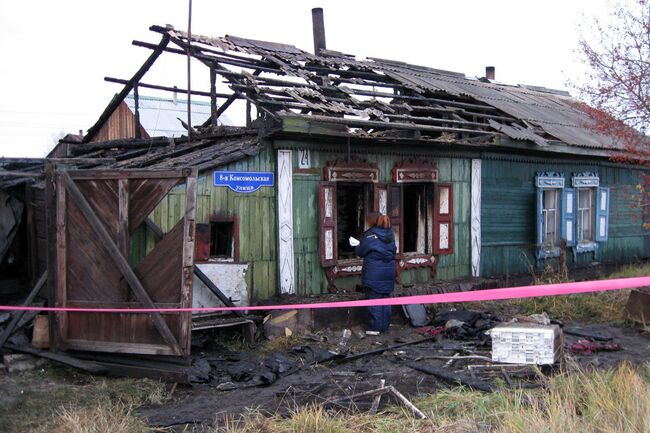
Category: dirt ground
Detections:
[{"x1": 136, "y1": 317, "x2": 650, "y2": 430}]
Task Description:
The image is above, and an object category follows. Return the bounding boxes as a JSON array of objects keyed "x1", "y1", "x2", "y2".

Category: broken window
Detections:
[
  {"x1": 402, "y1": 184, "x2": 433, "y2": 254},
  {"x1": 210, "y1": 221, "x2": 235, "y2": 258},
  {"x1": 194, "y1": 220, "x2": 237, "y2": 262},
  {"x1": 336, "y1": 183, "x2": 372, "y2": 259}
]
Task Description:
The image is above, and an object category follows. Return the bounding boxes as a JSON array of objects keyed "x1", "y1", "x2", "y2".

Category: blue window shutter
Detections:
[
  {"x1": 536, "y1": 188, "x2": 544, "y2": 246},
  {"x1": 561, "y1": 188, "x2": 576, "y2": 247},
  {"x1": 596, "y1": 187, "x2": 610, "y2": 242}
]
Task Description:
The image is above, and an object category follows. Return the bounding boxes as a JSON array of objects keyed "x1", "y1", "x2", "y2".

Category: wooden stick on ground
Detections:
[
  {"x1": 326, "y1": 383, "x2": 427, "y2": 420},
  {"x1": 386, "y1": 386, "x2": 427, "y2": 420},
  {"x1": 369, "y1": 379, "x2": 385, "y2": 415}
]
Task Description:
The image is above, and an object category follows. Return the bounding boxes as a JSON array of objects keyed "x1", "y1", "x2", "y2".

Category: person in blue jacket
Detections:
[{"x1": 355, "y1": 213, "x2": 397, "y2": 332}]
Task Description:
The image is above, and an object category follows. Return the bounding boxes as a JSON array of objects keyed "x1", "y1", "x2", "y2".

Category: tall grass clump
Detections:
[
  {"x1": 50, "y1": 400, "x2": 156, "y2": 433},
  {"x1": 498, "y1": 363, "x2": 650, "y2": 433}
]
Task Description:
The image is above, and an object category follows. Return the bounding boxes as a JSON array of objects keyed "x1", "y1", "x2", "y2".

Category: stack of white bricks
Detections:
[{"x1": 489, "y1": 323, "x2": 563, "y2": 365}]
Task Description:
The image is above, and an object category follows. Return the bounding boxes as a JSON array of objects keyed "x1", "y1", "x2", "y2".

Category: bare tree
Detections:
[{"x1": 575, "y1": 0, "x2": 649, "y2": 160}]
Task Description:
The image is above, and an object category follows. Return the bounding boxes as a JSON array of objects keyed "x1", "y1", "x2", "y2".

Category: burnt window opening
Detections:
[
  {"x1": 210, "y1": 221, "x2": 234, "y2": 259},
  {"x1": 403, "y1": 184, "x2": 433, "y2": 254},
  {"x1": 336, "y1": 183, "x2": 372, "y2": 259}
]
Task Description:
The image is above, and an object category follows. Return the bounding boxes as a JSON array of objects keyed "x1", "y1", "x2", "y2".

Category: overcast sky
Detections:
[{"x1": 0, "y1": 0, "x2": 613, "y2": 157}]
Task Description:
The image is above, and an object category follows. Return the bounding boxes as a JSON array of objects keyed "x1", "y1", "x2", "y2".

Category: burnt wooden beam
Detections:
[
  {"x1": 70, "y1": 137, "x2": 171, "y2": 156},
  {"x1": 59, "y1": 171, "x2": 183, "y2": 355},
  {"x1": 0, "y1": 157, "x2": 113, "y2": 165},
  {"x1": 331, "y1": 337, "x2": 434, "y2": 364},
  {"x1": 193, "y1": 266, "x2": 243, "y2": 317},
  {"x1": 84, "y1": 34, "x2": 171, "y2": 143},
  {"x1": 67, "y1": 168, "x2": 191, "y2": 180},
  {"x1": 5, "y1": 343, "x2": 109, "y2": 374},
  {"x1": 104, "y1": 77, "x2": 230, "y2": 99},
  {"x1": 0, "y1": 272, "x2": 47, "y2": 349},
  {"x1": 133, "y1": 40, "x2": 278, "y2": 74},
  {"x1": 167, "y1": 35, "x2": 280, "y2": 121},
  {"x1": 283, "y1": 113, "x2": 498, "y2": 136},
  {"x1": 384, "y1": 113, "x2": 491, "y2": 129},
  {"x1": 134, "y1": 38, "x2": 273, "y2": 68},
  {"x1": 406, "y1": 362, "x2": 495, "y2": 392},
  {"x1": 0, "y1": 169, "x2": 43, "y2": 177},
  {"x1": 202, "y1": 69, "x2": 264, "y2": 127},
  {"x1": 134, "y1": 84, "x2": 141, "y2": 139},
  {"x1": 145, "y1": 217, "x2": 165, "y2": 240},
  {"x1": 209, "y1": 68, "x2": 217, "y2": 123}
]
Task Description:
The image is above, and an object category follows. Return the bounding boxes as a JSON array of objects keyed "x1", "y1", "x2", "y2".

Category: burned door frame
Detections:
[{"x1": 47, "y1": 167, "x2": 197, "y2": 356}]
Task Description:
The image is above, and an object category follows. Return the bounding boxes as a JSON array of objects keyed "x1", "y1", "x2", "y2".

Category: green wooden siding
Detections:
[
  {"x1": 130, "y1": 146, "x2": 277, "y2": 301},
  {"x1": 280, "y1": 140, "x2": 472, "y2": 295},
  {"x1": 481, "y1": 158, "x2": 646, "y2": 277}
]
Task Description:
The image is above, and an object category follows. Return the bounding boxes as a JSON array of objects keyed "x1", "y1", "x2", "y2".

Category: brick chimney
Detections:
[
  {"x1": 312, "y1": 8, "x2": 326, "y2": 55},
  {"x1": 485, "y1": 66, "x2": 495, "y2": 81}
]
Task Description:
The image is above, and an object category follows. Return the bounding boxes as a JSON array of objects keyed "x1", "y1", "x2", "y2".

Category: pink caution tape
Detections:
[{"x1": 0, "y1": 276, "x2": 648, "y2": 314}]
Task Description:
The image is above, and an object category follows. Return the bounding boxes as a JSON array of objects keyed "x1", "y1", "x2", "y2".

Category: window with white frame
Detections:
[
  {"x1": 535, "y1": 172, "x2": 565, "y2": 257},
  {"x1": 577, "y1": 188, "x2": 594, "y2": 243},
  {"x1": 542, "y1": 189, "x2": 560, "y2": 246},
  {"x1": 535, "y1": 172, "x2": 610, "y2": 258}
]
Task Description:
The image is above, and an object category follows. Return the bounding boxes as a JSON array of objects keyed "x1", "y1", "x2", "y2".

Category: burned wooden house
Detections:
[{"x1": 2, "y1": 10, "x2": 649, "y2": 358}]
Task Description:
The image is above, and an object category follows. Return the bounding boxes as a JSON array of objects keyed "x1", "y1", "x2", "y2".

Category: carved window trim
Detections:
[
  {"x1": 323, "y1": 158, "x2": 379, "y2": 183},
  {"x1": 392, "y1": 159, "x2": 439, "y2": 183}
]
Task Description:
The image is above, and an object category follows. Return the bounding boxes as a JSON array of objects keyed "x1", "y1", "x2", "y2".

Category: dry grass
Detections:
[
  {"x1": 208, "y1": 363, "x2": 650, "y2": 433},
  {"x1": 0, "y1": 365, "x2": 167, "y2": 433},
  {"x1": 50, "y1": 401, "x2": 156, "y2": 433},
  {"x1": 497, "y1": 362, "x2": 650, "y2": 433}
]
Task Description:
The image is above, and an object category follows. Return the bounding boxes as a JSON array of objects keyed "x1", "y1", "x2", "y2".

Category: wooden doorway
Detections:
[{"x1": 47, "y1": 168, "x2": 197, "y2": 356}]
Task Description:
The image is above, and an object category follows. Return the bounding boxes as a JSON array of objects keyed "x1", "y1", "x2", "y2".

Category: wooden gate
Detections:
[{"x1": 48, "y1": 168, "x2": 197, "y2": 356}]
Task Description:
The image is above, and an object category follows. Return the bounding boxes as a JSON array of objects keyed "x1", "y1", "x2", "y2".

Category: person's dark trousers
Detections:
[{"x1": 366, "y1": 290, "x2": 392, "y2": 332}]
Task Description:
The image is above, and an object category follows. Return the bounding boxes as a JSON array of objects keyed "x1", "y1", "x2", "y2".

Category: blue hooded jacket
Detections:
[{"x1": 355, "y1": 227, "x2": 397, "y2": 294}]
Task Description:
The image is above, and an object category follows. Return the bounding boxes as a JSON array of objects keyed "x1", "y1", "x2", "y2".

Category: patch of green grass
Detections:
[
  {"x1": 0, "y1": 365, "x2": 167, "y2": 433},
  {"x1": 510, "y1": 290, "x2": 631, "y2": 322},
  {"x1": 609, "y1": 262, "x2": 650, "y2": 278}
]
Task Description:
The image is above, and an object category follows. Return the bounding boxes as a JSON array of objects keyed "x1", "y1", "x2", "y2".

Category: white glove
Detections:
[{"x1": 349, "y1": 236, "x2": 360, "y2": 247}]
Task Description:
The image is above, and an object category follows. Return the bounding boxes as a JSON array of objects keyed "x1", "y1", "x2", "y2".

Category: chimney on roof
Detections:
[
  {"x1": 312, "y1": 7, "x2": 326, "y2": 55},
  {"x1": 485, "y1": 66, "x2": 495, "y2": 81}
]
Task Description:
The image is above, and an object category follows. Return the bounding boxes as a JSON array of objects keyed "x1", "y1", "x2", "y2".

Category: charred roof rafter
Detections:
[{"x1": 92, "y1": 24, "x2": 621, "y2": 152}]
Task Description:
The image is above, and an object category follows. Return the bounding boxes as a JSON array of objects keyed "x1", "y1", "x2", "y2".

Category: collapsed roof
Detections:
[{"x1": 95, "y1": 24, "x2": 621, "y2": 154}]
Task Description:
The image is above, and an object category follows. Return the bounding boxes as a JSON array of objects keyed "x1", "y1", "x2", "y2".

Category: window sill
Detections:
[
  {"x1": 575, "y1": 242, "x2": 598, "y2": 253},
  {"x1": 197, "y1": 257, "x2": 236, "y2": 264},
  {"x1": 537, "y1": 246, "x2": 560, "y2": 259}
]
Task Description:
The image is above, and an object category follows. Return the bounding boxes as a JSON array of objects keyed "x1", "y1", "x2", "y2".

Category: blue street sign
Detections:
[{"x1": 213, "y1": 171, "x2": 275, "y2": 193}]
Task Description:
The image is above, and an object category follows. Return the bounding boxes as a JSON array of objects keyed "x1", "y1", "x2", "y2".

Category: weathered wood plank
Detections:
[
  {"x1": 55, "y1": 173, "x2": 68, "y2": 342},
  {"x1": 60, "y1": 171, "x2": 183, "y2": 355},
  {"x1": 134, "y1": 221, "x2": 184, "y2": 302},
  {"x1": 45, "y1": 164, "x2": 60, "y2": 351},
  {"x1": 129, "y1": 177, "x2": 181, "y2": 232},
  {"x1": 180, "y1": 170, "x2": 197, "y2": 353}
]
